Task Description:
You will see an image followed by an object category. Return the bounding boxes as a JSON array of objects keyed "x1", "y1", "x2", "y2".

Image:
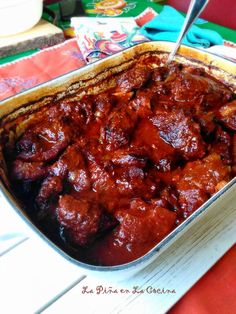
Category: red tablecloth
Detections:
[
  {"x1": 0, "y1": 40, "x2": 85, "y2": 101},
  {"x1": 0, "y1": 39, "x2": 235, "y2": 313},
  {"x1": 169, "y1": 244, "x2": 236, "y2": 314}
]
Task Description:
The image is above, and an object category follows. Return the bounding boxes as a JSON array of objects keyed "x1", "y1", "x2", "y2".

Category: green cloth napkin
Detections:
[{"x1": 140, "y1": 5, "x2": 223, "y2": 48}]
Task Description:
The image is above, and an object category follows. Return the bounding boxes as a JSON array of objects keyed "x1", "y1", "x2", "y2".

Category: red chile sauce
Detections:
[{"x1": 5, "y1": 56, "x2": 236, "y2": 266}]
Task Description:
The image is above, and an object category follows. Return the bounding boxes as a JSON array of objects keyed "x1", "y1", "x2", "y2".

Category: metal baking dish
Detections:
[{"x1": 0, "y1": 42, "x2": 236, "y2": 275}]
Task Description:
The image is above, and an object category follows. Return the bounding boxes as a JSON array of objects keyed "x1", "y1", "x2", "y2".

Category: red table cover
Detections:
[
  {"x1": 169, "y1": 244, "x2": 236, "y2": 314},
  {"x1": 0, "y1": 40, "x2": 85, "y2": 102}
]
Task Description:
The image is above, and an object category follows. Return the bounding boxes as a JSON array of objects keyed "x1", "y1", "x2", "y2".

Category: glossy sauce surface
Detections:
[{"x1": 5, "y1": 57, "x2": 236, "y2": 266}]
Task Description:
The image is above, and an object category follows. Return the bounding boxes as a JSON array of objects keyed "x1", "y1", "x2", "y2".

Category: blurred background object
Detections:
[
  {"x1": 0, "y1": 0, "x2": 43, "y2": 37},
  {"x1": 167, "y1": 0, "x2": 236, "y2": 29},
  {"x1": 0, "y1": 0, "x2": 64, "y2": 58},
  {"x1": 44, "y1": 0, "x2": 60, "y2": 3},
  {"x1": 43, "y1": 0, "x2": 85, "y2": 20},
  {"x1": 59, "y1": 0, "x2": 85, "y2": 20}
]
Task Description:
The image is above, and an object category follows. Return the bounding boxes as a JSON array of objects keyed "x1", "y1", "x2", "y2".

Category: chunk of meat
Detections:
[
  {"x1": 210, "y1": 127, "x2": 232, "y2": 165},
  {"x1": 113, "y1": 166, "x2": 159, "y2": 199},
  {"x1": 151, "y1": 109, "x2": 206, "y2": 160},
  {"x1": 113, "y1": 199, "x2": 176, "y2": 248},
  {"x1": 57, "y1": 195, "x2": 117, "y2": 247},
  {"x1": 36, "y1": 176, "x2": 63, "y2": 212},
  {"x1": 87, "y1": 157, "x2": 117, "y2": 196},
  {"x1": 68, "y1": 169, "x2": 91, "y2": 193},
  {"x1": 87, "y1": 157, "x2": 126, "y2": 211},
  {"x1": 58, "y1": 96, "x2": 94, "y2": 125},
  {"x1": 151, "y1": 66, "x2": 169, "y2": 82},
  {"x1": 150, "y1": 197, "x2": 170, "y2": 209},
  {"x1": 130, "y1": 90, "x2": 153, "y2": 118},
  {"x1": 176, "y1": 180, "x2": 208, "y2": 217},
  {"x1": 112, "y1": 91, "x2": 134, "y2": 105},
  {"x1": 155, "y1": 167, "x2": 182, "y2": 185},
  {"x1": 57, "y1": 195, "x2": 102, "y2": 246},
  {"x1": 132, "y1": 119, "x2": 176, "y2": 171},
  {"x1": 103, "y1": 106, "x2": 137, "y2": 151},
  {"x1": 11, "y1": 159, "x2": 47, "y2": 181},
  {"x1": 181, "y1": 153, "x2": 229, "y2": 194},
  {"x1": 89, "y1": 199, "x2": 176, "y2": 266},
  {"x1": 184, "y1": 65, "x2": 206, "y2": 77},
  {"x1": 75, "y1": 96, "x2": 94, "y2": 125},
  {"x1": 159, "y1": 186, "x2": 180, "y2": 212},
  {"x1": 88, "y1": 149, "x2": 158, "y2": 203},
  {"x1": 150, "y1": 83, "x2": 175, "y2": 111},
  {"x1": 93, "y1": 93, "x2": 113, "y2": 120},
  {"x1": 50, "y1": 144, "x2": 85, "y2": 177},
  {"x1": 116, "y1": 66, "x2": 152, "y2": 92},
  {"x1": 174, "y1": 153, "x2": 230, "y2": 216},
  {"x1": 78, "y1": 138, "x2": 104, "y2": 160},
  {"x1": 195, "y1": 112, "x2": 216, "y2": 140},
  {"x1": 16, "y1": 120, "x2": 71, "y2": 162},
  {"x1": 168, "y1": 71, "x2": 232, "y2": 110},
  {"x1": 50, "y1": 144, "x2": 91, "y2": 193},
  {"x1": 108, "y1": 147, "x2": 147, "y2": 168},
  {"x1": 216, "y1": 100, "x2": 236, "y2": 131}
]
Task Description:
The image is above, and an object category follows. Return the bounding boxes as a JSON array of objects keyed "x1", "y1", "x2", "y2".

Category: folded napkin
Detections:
[
  {"x1": 71, "y1": 17, "x2": 148, "y2": 63},
  {"x1": 140, "y1": 5, "x2": 223, "y2": 48},
  {"x1": 0, "y1": 39, "x2": 85, "y2": 101}
]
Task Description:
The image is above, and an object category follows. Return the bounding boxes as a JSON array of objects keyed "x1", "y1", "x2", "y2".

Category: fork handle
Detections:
[{"x1": 167, "y1": 0, "x2": 210, "y2": 63}]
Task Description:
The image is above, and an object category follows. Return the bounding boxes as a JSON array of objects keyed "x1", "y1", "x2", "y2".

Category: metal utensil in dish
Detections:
[{"x1": 167, "y1": 0, "x2": 210, "y2": 63}]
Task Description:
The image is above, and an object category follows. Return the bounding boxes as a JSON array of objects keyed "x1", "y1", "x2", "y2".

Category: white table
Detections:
[{"x1": 0, "y1": 189, "x2": 235, "y2": 314}]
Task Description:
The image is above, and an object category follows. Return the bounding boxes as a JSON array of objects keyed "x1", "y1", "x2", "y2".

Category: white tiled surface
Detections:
[{"x1": 0, "y1": 189, "x2": 236, "y2": 314}]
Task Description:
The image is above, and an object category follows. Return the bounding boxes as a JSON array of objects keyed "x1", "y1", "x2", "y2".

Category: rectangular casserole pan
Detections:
[{"x1": 0, "y1": 41, "x2": 236, "y2": 274}]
